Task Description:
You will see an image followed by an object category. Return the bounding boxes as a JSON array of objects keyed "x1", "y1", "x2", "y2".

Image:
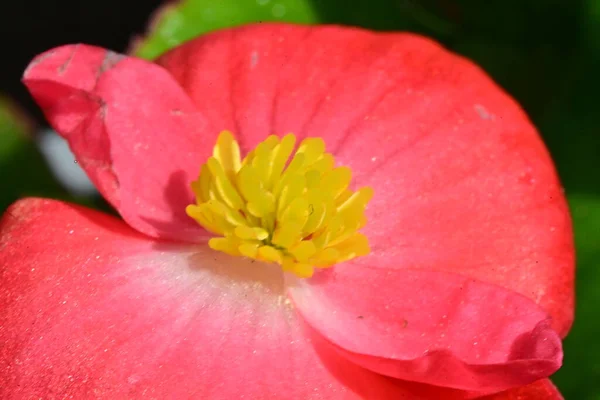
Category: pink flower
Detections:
[{"x1": 0, "y1": 24, "x2": 574, "y2": 399}]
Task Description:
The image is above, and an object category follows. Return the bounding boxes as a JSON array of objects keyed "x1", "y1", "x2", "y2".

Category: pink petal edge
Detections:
[{"x1": 288, "y1": 264, "x2": 562, "y2": 392}]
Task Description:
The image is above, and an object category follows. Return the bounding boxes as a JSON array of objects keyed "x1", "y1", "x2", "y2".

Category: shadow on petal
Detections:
[{"x1": 139, "y1": 169, "x2": 212, "y2": 244}]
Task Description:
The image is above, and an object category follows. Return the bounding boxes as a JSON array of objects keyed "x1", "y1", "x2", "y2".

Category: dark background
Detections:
[{"x1": 1, "y1": 1, "x2": 598, "y2": 398}]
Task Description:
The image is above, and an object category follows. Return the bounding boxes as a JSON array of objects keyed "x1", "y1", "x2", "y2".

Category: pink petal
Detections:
[
  {"x1": 288, "y1": 265, "x2": 562, "y2": 392},
  {"x1": 480, "y1": 379, "x2": 563, "y2": 400},
  {"x1": 158, "y1": 24, "x2": 574, "y2": 335},
  {"x1": 1, "y1": 198, "x2": 457, "y2": 399},
  {"x1": 22, "y1": 45, "x2": 216, "y2": 242}
]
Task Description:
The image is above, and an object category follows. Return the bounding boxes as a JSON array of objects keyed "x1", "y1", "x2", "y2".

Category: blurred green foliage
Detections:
[
  {"x1": 1, "y1": 0, "x2": 598, "y2": 398},
  {"x1": 0, "y1": 98, "x2": 68, "y2": 211},
  {"x1": 558, "y1": 195, "x2": 600, "y2": 398}
]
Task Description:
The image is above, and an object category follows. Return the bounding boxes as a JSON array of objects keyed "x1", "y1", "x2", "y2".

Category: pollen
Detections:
[{"x1": 186, "y1": 131, "x2": 373, "y2": 278}]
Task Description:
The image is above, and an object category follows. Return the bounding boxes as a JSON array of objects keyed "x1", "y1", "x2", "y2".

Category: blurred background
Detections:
[{"x1": 0, "y1": 0, "x2": 598, "y2": 398}]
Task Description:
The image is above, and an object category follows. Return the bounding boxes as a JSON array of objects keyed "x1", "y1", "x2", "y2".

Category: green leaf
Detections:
[
  {"x1": 133, "y1": 0, "x2": 318, "y2": 60},
  {"x1": 554, "y1": 195, "x2": 600, "y2": 399}
]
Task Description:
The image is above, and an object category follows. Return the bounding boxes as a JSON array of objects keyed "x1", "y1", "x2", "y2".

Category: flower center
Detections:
[{"x1": 186, "y1": 131, "x2": 373, "y2": 278}]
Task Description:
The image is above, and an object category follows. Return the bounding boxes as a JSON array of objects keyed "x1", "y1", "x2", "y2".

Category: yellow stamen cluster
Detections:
[{"x1": 186, "y1": 131, "x2": 373, "y2": 278}]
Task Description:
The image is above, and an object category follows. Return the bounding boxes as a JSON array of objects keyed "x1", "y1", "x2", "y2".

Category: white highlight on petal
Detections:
[{"x1": 116, "y1": 243, "x2": 297, "y2": 332}]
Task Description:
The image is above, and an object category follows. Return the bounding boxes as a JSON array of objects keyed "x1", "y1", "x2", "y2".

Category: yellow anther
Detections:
[
  {"x1": 213, "y1": 130, "x2": 241, "y2": 180},
  {"x1": 258, "y1": 246, "x2": 283, "y2": 263},
  {"x1": 187, "y1": 131, "x2": 373, "y2": 278},
  {"x1": 235, "y1": 226, "x2": 269, "y2": 241}
]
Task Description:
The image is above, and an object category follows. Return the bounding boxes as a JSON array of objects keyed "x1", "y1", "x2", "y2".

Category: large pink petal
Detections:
[
  {"x1": 158, "y1": 24, "x2": 574, "y2": 336},
  {"x1": 288, "y1": 265, "x2": 561, "y2": 392},
  {"x1": 22, "y1": 45, "x2": 216, "y2": 242},
  {"x1": 0, "y1": 198, "x2": 473, "y2": 399}
]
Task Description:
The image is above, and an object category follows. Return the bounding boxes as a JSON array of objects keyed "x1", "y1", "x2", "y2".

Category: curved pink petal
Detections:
[
  {"x1": 480, "y1": 379, "x2": 563, "y2": 400},
  {"x1": 158, "y1": 24, "x2": 574, "y2": 336},
  {"x1": 22, "y1": 45, "x2": 215, "y2": 242},
  {"x1": 288, "y1": 265, "x2": 561, "y2": 392},
  {"x1": 0, "y1": 198, "x2": 468, "y2": 399}
]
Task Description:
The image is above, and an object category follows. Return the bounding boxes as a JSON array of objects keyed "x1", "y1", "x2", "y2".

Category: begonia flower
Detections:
[{"x1": 0, "y1": 24, "x2": 574, "y2": 399}]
